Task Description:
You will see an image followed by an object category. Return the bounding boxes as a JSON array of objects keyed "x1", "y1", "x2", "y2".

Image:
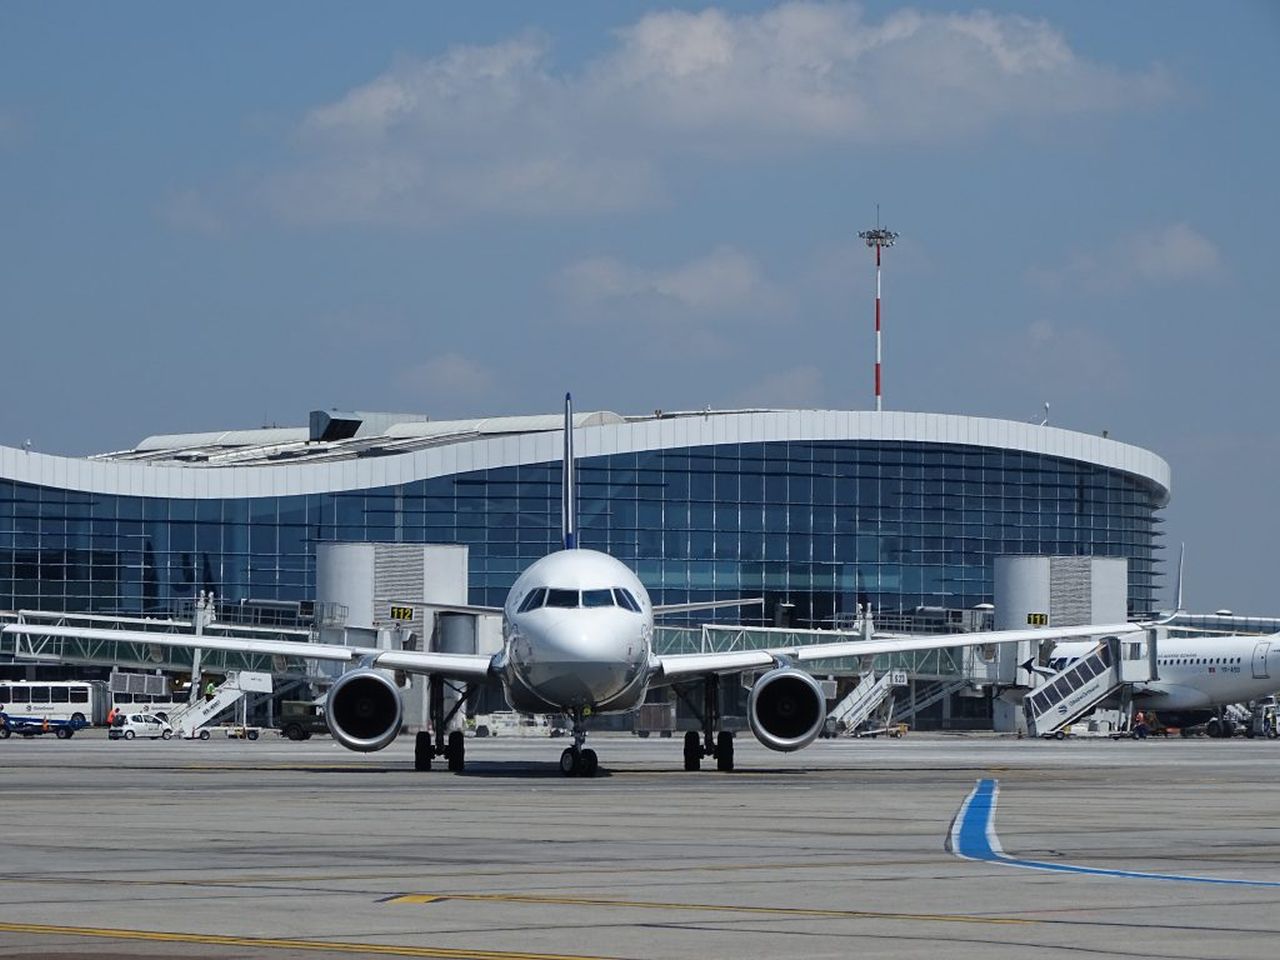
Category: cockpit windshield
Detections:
[
  {"x1": 545, "y1": 588, "x2": 580, "y2": 608},
  {"x1": 582, "y1": 589, "x2": 614, "y2": 608},
  {"x1": 515, "y1": 587, "x2": 643, "y2": 611},
  {"x1": 613, "y1": 588, "x2": 642, "y2": 612},
  {"x1": 517, "y1": 587, "x2": 547, "y2": 613}
]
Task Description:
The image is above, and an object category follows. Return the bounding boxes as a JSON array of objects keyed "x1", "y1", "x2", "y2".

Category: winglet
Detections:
[{"x1": 561, "y1": 392, "x2": 577, "y2": 549}]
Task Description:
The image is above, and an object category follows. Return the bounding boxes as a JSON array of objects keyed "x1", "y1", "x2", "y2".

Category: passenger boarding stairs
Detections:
[
  {"x1": 167, "y1": 671, "x2": 273, "y2": 738},
  {"x1": 1023, "y1": 639, "x2": 1121, "y2": 738},
  {"x1": 829, "y1": 670, "x2": 907, "y2": 735}
]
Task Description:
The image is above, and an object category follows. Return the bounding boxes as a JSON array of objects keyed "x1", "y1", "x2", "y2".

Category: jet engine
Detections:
[
  {"x1": 325, "y1": 669, "x2": 403, "y2": 752},
  {"x1": 748, "y1": 666, "x2": 826, "y2": 752}
]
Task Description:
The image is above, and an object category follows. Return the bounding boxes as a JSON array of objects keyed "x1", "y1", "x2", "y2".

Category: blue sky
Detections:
[{"x1": 1, "y1": 2, "x2": 1277, "y2": 611}]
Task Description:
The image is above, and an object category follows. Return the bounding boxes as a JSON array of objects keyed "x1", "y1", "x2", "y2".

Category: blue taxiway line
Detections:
[{"x1": 947, "y1": 778, "x2": 1280, "y2": 888}]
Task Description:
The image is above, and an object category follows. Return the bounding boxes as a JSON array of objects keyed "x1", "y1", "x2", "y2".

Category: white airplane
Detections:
[{"x1": 1, "y1": 395, "x2": 1152, "y2": 776}]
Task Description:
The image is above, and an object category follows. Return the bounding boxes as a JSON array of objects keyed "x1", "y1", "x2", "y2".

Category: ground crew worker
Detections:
[
  {"x1": 204, "y1": 679, "x2": 217, "y2": 702},
  {"x1": 106, "y1": 705, "x2": 118, "y2": 726},
  {"x1": 1134, "y1": 709, "x2": 1148, "y2": 740}
]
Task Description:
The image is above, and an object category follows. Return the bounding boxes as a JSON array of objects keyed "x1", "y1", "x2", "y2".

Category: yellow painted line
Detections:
[
  {"x1": 386, "y1": 892, "x2": 1034, "y2": 926},
  {"x1": 0, "y1": 921, "x2": 619, "y2": 960},
  {"x1": 0, "y1": 856, "x2": 950, "y2": 888}
]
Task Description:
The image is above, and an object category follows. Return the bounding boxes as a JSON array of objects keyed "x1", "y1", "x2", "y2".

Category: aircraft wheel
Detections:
[
  {"x1": 1246, "y1": 726, "x2": 1257, "y2": 739},
  {"x1": 123, "y1": 730, "x2": 135, "y2": 740},
  {"x1": 577, "y1": 748, "x2": 598, "y2": 777},
  {"x1": 1206, "y1": 719, "x2": 1222, "y2": 738},
  {"x1": 56, "y1": 727, "x2": 72, "y2": 740},
  {"x1": 414, "y1": 731, "x2": 432, "y2": 771},
  {"x1": 447, "y1": 730, "x2": 465, "y2": 772},
  {"x1": 560, "y1": 747, "x2": 579, "y2": 776},
  {"x1": 716, "y1": 731, "x2": 734, "y2": 772},
  {"x1": 683, "y1": 731, "x2": 702, "y2": 771}
]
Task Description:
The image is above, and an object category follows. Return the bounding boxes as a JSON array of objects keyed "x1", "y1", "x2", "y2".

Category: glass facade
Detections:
[{"x1": 0, "y1": 440, "x2": 1162, "y2": 623}]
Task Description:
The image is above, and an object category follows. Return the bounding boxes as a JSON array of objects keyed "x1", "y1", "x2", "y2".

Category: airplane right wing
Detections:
[
  {"x1": 653, "y1": 598, "x2": 764, "y2": 616},
  {"x1": 654, "y1": 621, "x2": 1142, "y2": 681},
  {"x1": 0, "y1": 623, "x2": 495, "y2": 683}
]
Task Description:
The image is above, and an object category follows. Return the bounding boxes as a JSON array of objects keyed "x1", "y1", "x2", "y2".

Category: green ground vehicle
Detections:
[{"x1": 277, "y1": 700, "x2": 327, "y2": 741}]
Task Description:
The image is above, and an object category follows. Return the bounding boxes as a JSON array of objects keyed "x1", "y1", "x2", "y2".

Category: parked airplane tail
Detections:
[
  {"x1": 562, "y1": 392, "x2": 577, "y2": 549},
  {"x1": 1175, "y1": 542, "x2": 1185, "y2": 614}
]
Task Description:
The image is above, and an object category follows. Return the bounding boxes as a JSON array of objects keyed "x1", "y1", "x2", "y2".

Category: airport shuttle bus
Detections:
[{"x1": 0, "y1": 680, "x2": 109, "y2": 726}]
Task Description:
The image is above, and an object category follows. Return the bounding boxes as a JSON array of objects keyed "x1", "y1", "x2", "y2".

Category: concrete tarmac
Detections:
[{"x1": 2, "y1": 730, "x2": 1280, "y2": 959}]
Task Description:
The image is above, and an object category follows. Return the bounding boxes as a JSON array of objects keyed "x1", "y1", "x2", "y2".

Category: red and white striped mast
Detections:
[{"x1": 858, "y1": 215, "x2": 898, "y2": 412}]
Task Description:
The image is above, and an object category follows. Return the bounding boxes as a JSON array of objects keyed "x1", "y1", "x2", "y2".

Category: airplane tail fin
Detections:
[
  {"x1": 1154, "y1": 542, "x2": 1187, "y2": 626},
  {"x1": 561, "y1": 392, "x2": 577, "y2": 549},
  {"x1": 1175, "y1": 542, "x2": 1185, "y2": 614}
]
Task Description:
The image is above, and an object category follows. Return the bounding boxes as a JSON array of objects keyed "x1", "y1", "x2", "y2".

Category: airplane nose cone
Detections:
[{"x1": 512, "y1": 612, "x2": 645, "y2": 708}]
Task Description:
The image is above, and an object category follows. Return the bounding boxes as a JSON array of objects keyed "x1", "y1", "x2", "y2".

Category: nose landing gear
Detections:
[{"x1": 559, "y1": 709, "x2": 600, "y2": 777}]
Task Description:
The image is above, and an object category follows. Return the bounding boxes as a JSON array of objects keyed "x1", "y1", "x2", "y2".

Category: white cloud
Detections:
[
  {"x1": 396, "y1": 352, "x2": 497, "y2": 400},
  {"x1": 732, "y1": 365, "x2": 827, "y2": 409},
  {"x1": 1030, "y1": 223, "x2": 1222, "y2": 292},
  {"x1": 262, "y1": 3, "x2": 1170, "y2": 225},
  {"x1": 1002, "y1": 319, "x2": 1125, "y2": 392},
  {"x1": 559, "y1": 246, "x2": 774, "y2": 315}
]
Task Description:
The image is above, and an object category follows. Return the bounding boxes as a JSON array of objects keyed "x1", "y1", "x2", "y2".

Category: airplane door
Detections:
[{"x1": 1252, "y1": 642, "x2": 1271, "y2": 680}]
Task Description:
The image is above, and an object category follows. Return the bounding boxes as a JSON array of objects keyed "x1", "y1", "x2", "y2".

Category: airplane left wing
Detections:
[
  {"x1": 0, "y1": 623, "x2": 495, "y2": 682},
  {"x1": 654, "y1": 621, "x2": 1141, "y2": 681}
]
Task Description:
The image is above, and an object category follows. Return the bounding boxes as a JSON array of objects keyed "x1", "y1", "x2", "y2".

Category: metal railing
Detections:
[{"x1": 653, "y1": 624, "x2": 968, "y2": 679}]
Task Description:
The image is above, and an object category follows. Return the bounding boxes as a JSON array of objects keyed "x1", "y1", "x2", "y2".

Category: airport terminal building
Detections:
[{"x1": 0, "y1": 408, "x2": 1171, "y2": 626}]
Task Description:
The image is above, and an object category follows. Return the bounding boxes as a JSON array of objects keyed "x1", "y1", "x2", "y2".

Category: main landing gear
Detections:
[
  {"x1": 559, "y1": 709, "x2": 599, "y2": 777},
  {"x1": 415, "y1": 676, "x2": 475, "y2": 773},
  {"x1": 676, "y1": 675, "x2": 734, "y2": 772}
]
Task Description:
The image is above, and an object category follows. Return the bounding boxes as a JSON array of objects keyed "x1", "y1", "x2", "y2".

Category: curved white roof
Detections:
[{"x1": 0, "y1": 410, "x2": 1171, "y2": 505}]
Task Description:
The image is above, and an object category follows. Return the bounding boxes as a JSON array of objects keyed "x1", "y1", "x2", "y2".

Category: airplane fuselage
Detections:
[{"x1": 499, "y1": 549, "x2": 654, "y2": 715}]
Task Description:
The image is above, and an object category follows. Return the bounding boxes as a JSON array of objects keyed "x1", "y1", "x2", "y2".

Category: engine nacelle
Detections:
[
  {"x1": 748, "y1": 666, "x2": 826, "y2": 752},
  {"x1": 325, "y1": 669, "x2": 403, "y2": 752}
]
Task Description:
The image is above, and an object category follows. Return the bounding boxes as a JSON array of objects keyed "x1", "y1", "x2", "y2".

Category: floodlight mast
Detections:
[{"x1": 857, "y1": 223, "x2": 898, "y2": 412}]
